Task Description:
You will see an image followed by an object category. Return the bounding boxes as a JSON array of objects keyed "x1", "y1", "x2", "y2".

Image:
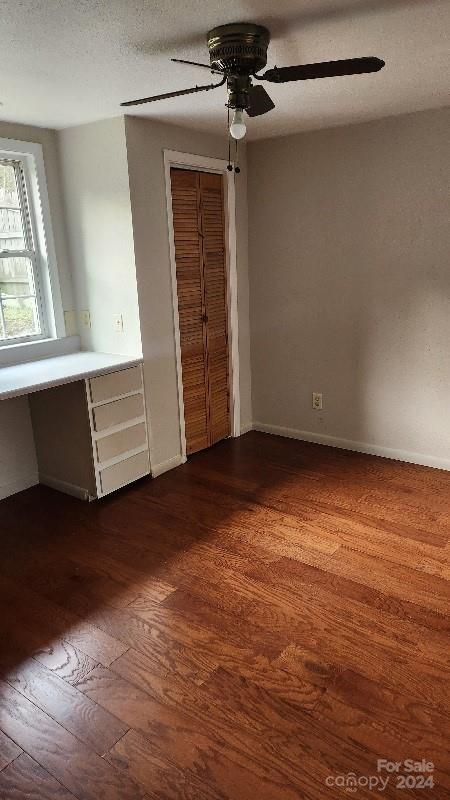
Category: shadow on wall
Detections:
[
  {"x1": 249, "y1": 108, "x2": 450, "y2": 464},
  {"x1": 356, "y1": 278, "x2": 450, "y2": 456},
  {"x1": 252, "y1": 232, "x2": 450, "y2": 461}
]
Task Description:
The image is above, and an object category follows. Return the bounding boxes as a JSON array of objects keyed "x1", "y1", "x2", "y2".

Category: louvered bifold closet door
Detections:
[
  {"x1": 171, "y1": 168, "x2": 231, "y2": 455},
  {"x1": 171, "y1": 169, "x2": 209, "y2": 454},
  {"x1": 199, "y1": 172, "x2": 230, "y2": 446}
]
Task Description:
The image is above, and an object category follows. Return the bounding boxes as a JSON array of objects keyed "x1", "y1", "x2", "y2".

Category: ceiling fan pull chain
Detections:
[
  {"x1": 234, "y1": 139, "x2": 240, "y2": 174},
  {"x1": 227, "y1": 105, "x2": 233, "y2": 172}
]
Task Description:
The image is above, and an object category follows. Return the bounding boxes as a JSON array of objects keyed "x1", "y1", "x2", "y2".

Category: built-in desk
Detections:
[
  {"x1": 0, "y1": 351, "x2": 142, "y2": 400},
  {"x1": 0, "y1": 352, "x2": 151, "y2": 500}
]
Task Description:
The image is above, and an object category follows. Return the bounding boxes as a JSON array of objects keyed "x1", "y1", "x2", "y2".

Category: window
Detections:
[
  {"x1": 0, "y1": 159, "x2": 43, "y2": 342},
  {"x1": 0, "y1": 138, "x2": 64, "y2": 350}
]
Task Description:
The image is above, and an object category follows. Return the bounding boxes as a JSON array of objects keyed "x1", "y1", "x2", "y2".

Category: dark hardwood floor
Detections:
[{"x1": 0, "y1": 431, "x2": 449, "y2": 799}]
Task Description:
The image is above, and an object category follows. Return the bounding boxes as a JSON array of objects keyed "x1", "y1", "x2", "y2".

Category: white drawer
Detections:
[
  {"x1": 95, "y1": 422, "x2": 147, "y2": 464},
  {"x1": 99, "y1": 450, "x2": 149, "y2": 495},
  {"x1": 93, "y1": 393, "x2": 144, "y2": 432},
  {"x1": 89, "y1": 365, "x2": 142, "y2": 404}
]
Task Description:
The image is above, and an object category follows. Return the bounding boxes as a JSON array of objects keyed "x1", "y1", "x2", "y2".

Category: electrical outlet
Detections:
[
  {"x1": 81, "y1": 309, "x2": 91, "y2": 328},
  {"x1": 63, "y1": 309, "x2": 77, "y2": 336},
  {"x1": 113, "y1": 313, "x2": 124, "y2": 333},
  {"x1": 312, "y1": 392, "x2": 323, "y2": 410}
]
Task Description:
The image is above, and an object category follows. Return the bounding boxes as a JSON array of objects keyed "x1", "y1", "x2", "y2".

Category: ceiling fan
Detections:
[{"x1": 121, "y1": 23, "x2": 385, "y2": 141}]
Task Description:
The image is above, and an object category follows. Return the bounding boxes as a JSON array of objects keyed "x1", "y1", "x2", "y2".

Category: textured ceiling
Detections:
[{"x1": 1, "y1": 0, "x2": 449, "y2": 138}]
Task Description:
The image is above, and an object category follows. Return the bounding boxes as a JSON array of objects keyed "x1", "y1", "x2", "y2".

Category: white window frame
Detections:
[{"x1": 0, "y1": 137, "x2": 64, "y2": 349}]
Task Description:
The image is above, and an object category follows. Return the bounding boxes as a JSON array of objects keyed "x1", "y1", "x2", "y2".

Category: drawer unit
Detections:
[
  {"x1": 86, "y1": 363, "x2": 151, "y2": 498},
  {"x1": 88, "y1": 365, "x2": 142, "y2": 404},
  {"x1": 99, "y1": 450, "x2": 149, "y2": 495},
  {"x1": 95, "y1": 422, "x2": 147, "y2": 464},
  {"x1": 25, "y1": 358, "x2": 150, "y2": 503},
  {"x1": 92, "y1": 393, "x2": 144, "y2": 433}
]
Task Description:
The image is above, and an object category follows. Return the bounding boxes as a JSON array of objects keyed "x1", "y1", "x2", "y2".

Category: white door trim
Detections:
[{"x1": 163, "y1": 149, "x2": 240, "y2": 461}]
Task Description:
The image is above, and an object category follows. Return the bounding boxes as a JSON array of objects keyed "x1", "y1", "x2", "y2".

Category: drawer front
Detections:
[
  {"x1": 89, "y1": 366, "x2": 142, "y2": 404},
  {"x1": 96, "y1": 422, "x2": 147, "y2": 464},
  {"x1": 93, "y1": 393, "x2": 144, "y2": 432},
  {"x1": 100, "y1": 450, "x2": 149, "y2": 495}
]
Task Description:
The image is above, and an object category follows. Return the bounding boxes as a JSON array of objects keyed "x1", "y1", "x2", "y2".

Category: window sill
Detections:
[{"x1": 0, "y1": 335, "x2": 81, "y2": 368}]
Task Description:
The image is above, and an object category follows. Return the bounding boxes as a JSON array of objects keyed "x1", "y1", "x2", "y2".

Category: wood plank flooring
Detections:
[{"x1": 0, "y1": 431, "x2": 449, "y2": 799}]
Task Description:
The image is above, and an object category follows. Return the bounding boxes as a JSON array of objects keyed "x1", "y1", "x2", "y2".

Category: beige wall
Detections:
[
  {"x1": 57, "y1": 117, "x2": 142, "y2": 357},
  {"x1": 124, "y1": 117, "x2": 252, "y2": 472},
  {"x1": 248, "y1": 107, "x2": 450, "y2": 468}
]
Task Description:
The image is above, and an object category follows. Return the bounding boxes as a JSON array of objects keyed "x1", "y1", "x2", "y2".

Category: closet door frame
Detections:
[{"x1": 164, "y1": 149, "x2": 240, "y2": 461}]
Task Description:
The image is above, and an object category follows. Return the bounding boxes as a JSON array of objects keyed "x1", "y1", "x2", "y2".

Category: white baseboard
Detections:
[
  {"x1": 0, "y1": 471, "x2": 39, "y2": 500},
  {"x1": 39, "y1": 473, "x2": 92, "y2": 501},
  {"x1": 151, "y1": 454, "x2": 187, "y2": 478},
  {"x1": 252, "y1": 422, "x2": 450, "y2": 472},
  {"x1": 240, "y1": 422, "x2": 253, "y2": 435}
]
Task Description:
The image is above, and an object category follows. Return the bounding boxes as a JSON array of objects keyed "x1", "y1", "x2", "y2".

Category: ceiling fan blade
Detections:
[
  {"x1": 121, "y1": 76, "x2": 226, "y2": 107},
  {"x1": 246, "y1": 85, "x2": 275, "y2": 117},
  {"x1": 261, "y1": 57, "x2": 385, "y2": 83},
  {"x1": 171, "y1": 58, "x2": 223, "y2": 75}
]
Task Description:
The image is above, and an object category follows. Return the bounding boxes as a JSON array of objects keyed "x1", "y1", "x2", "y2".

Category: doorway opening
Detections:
[
  {"x1": 170, "y1": 167, "x2": 229, "y2": 455},
  {"x1": 164, "y1": 150, "x2": 240, "y2": 460}
]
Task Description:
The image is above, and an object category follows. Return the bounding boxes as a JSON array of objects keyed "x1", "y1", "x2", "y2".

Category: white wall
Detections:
[
  {"x1": 248, "y1": 107, "x2": 450, "y2": 469},
  {"x1": 0, "y1": 121, "x2": 75, "y2": 497},
  {"x1": 124, "y1": 117, "x2": 252, "y2": 473},
  {"x1": 57, "y1": 117, "x2": 142, "y2": 357},
  {"x1": 0, "y1": 396, "x2": 38, "y2": 500},
  {"x1": 57, "y1": 115, "x2": 251, "y2": 474}
]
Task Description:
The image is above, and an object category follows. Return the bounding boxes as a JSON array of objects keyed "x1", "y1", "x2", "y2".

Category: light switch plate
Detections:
[
  {"x1": 81, "y1": 309, "x2": 91, "y2": 328},
  {"x1": 113, "y1": 313, "x2": 124, "y2": 333},
  {"x1": 63, "y1": 309, "x2": 78, "y2": 336}
]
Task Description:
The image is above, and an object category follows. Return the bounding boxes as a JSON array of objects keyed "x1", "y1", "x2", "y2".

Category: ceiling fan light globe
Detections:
[{"x1": 230, "y1": 109, "x2": 246, "y2": 140}]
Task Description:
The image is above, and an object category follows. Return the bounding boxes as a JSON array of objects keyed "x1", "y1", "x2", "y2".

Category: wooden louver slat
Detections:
[{"x1": 170, "y1": 168, "x2": 230, "y2": 455}]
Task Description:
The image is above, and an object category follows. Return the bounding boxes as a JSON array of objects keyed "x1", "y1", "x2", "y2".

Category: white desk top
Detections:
[{"x1": 0, "y1": 352, "x2": 142, "y2": 400}]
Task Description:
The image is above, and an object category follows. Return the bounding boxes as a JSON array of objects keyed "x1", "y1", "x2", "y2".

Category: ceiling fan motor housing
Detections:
[
  {"x1": 226, "y1": 75, "x2": 251, "y2": 110},
  {"x1": 207, "y1": 23, "x2": 270, "y2": 75}
]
